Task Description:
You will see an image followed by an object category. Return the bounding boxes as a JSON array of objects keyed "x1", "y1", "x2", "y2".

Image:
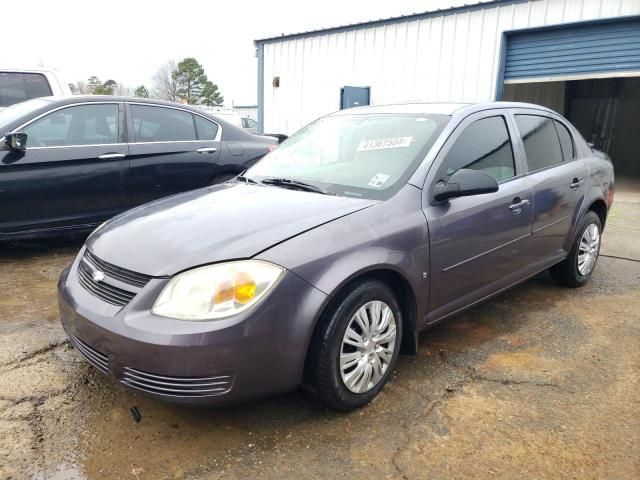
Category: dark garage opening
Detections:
[{"x1": 503, "y1": 77, "x2": 640, "y2": 179}]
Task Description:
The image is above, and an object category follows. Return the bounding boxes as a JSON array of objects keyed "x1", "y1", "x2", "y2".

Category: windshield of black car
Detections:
[{"x1": 247, "y1": 113, "x2": 450, "y2": 200}]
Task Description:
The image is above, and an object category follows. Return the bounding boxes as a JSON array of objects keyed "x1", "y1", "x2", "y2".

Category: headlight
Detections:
[{"x1": 151, "y1": 260, "x2": 285, "y2": 321}]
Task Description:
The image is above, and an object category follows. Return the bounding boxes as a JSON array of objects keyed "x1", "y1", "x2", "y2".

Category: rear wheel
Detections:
[
  {"x1": 551, "y1": 211, "x2": 602, "y2": 287},
  {"x1": 308, "y1": 280, "x2": 402, "y2": 411}
]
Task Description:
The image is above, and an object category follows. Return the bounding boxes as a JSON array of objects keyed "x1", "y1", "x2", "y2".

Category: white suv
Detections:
[{"x1": 0, "y1": 68, "x2": 72, "y2": 110}]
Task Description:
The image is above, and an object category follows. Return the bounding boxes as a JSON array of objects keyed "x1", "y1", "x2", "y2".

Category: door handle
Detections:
[
  {"x1": 98, "y1": 153, "x2": 126, "y2": 160},
  {"x1": 569, "y1": 178, "x2": 583, "y2": 190},
  {"x1": 509, "y1": 197, "x2": 530, "y2": 213},
  {"x1": 196, "y1": 147, "x2": 218, "y2": 154}
]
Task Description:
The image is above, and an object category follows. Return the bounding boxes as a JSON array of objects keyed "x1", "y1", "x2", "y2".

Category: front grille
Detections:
[
  {"x1": 68, "y1": 334, "x2": 108, "y2": 374},
  {"x1": 84, "y1": 249, "x2": 152, "y2": 288},
  {"x1": 77, "y1": 260, "x2": 137, "y2": 306},
  {"x1": 120, "y1": 367, "x2": 233, "y2": 398}
]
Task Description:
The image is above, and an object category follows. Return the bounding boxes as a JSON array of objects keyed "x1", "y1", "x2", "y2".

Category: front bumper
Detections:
[{"x1": 58, "y1": 250, "x2": 327, "y2": 406}]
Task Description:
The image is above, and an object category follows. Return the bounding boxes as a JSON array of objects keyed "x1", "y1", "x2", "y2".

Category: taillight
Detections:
[{"x1": 267, "y1": 144, "x2": 278, "y2": 153}]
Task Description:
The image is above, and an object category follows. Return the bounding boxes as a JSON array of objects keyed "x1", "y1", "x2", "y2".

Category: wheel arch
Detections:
[
  {"x1": 302, "y1": 266, "x2": 419, "y2": 386},
  {"x1": 587, "y1": 198, "x2": 608, "y2": 231}
]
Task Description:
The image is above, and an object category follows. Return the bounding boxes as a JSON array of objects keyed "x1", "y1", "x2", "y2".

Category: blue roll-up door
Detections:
[{"x1": 505, "y1": 17, "x2": 640, "y2": 82}]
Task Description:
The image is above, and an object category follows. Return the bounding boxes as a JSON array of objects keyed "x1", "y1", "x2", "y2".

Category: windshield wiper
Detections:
[
  {"x1": 235, "y1": 175, "x2": 258, "y2": 184},
  {"x1": 260, "y1": 178, "x2": 332, "y2": 195}
]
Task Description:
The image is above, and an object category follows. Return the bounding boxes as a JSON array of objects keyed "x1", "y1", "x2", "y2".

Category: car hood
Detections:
[{"x1": 87, "y1": 183, "x2": 376, "y2": 276}]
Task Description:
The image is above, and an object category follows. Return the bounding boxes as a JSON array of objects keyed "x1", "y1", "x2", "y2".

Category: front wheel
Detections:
[
  {"x1": 551, "y1": 211, "x2": 602, "y2": 287},
  {"x1": 307, "y1": 280, "x2": 402, "y2": 411}
]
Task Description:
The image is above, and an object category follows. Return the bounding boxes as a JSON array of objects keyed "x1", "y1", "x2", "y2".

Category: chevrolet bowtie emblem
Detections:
[{"x1": 92, "y1": 270, "x2": 106, "y2": 283}]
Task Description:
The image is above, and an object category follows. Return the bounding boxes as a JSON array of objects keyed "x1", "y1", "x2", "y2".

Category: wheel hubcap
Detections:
[
  {"x1": 340, "y1": 300, "x2": 397, "y2": 394},
  {"x1": 577, "y1": 223, "x2": 600, "y2": 276}
]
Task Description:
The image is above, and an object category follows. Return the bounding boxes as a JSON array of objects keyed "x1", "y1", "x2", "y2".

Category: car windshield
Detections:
[
  {"x1": 0, "y1": 98, "x2": 52, "y2": 132},
  {"x1": 247, "y1": 113, "x2": 449, "y2": 200}
]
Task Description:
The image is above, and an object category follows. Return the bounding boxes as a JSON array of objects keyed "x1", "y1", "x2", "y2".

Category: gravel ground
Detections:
[{"x1": 0, "y1": 182, "x2": 638, "y2": 480}]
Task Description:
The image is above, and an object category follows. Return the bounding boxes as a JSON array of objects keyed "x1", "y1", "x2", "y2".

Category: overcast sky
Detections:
[{"x1": 5, "y1": 0, "x2": 476, "y2": 105}]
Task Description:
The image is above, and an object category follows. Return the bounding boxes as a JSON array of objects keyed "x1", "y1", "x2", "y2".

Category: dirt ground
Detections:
[{"x1": 1, "y1": 182, "x2": 638, "y2": 480}]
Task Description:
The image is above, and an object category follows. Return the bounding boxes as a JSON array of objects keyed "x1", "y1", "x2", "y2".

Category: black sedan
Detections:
[{"x1": 0, "y1": 96, "x2": 277, "y2": 240}]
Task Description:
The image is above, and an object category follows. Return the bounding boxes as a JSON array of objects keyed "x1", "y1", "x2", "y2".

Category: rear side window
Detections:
[
  {"x1": 194, "y1": 115, "x2": 218, "y2": 140},
  {"x1": 130, "y1": 105, "x2": 196, "y2": 142},
  {"x1": 0, "y1": 72, "x2": 52, "y2": 107},
  {"x1": 554, "y1": 120, "x2": 575, "y2": 161},
  {"x1": 440, "y1": 116, "x2": 516, "y2": 182},
  {"x1": 23, "y1": 104, "x2": 118, "y2": 147},
  {"x1": 515, "y1": 115, "x2": 564, "y2": 171}
]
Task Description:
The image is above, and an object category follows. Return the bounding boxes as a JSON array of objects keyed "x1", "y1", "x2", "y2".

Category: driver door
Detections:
[
  {"x1": 0, "y1": 102, "x2": 129, "y2": 235},
  {"x1": 423, "y1": 111, "x2": 534, "y2": 323}
]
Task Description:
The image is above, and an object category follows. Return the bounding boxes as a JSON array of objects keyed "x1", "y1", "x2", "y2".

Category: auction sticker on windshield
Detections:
[
  {"x1": 368, "y1": 173, "x2": 390, "y2": 188},
  {"x1": 357, "y1": 137, "x2": 412, "y2": 152}
]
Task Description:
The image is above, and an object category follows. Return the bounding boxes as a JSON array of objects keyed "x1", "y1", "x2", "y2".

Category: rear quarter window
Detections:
[{"x1": 0, "y1": 72, "x2": 52, "y2": 107}]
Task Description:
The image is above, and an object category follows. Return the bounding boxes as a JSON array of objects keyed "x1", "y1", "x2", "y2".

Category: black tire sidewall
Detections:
[{"x1": 316, "y1": 280, "x2": 402, "y2": 411}]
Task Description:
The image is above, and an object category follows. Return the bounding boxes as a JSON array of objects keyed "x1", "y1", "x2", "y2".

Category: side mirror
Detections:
[
  {"x1": 433, "y1": 168, "x2": 499, "y2": 203},
  {"x1": 4, "y1": 132, "x2": 28, "y2": 151}
]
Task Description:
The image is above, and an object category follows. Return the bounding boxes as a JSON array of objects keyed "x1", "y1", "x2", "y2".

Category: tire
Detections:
[
  {"x1": 550, "y1": 211, "x2": 602, "y2": 288},
  {"x1": 308, "y1": 279, "x2": 402, "y2": 411},
  {"x1": 210, "y1": 173, "x2": 237, "y2": 185}
]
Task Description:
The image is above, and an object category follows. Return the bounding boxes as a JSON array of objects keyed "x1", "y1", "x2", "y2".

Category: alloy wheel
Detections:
[{"x1": 577, "y1": 223, "x2": 600, "y2": 276}]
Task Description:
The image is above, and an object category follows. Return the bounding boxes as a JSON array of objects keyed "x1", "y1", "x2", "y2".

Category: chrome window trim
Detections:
[
  {"x1": 129, "y1": 140, "x2": 216, "y2": 145},
  {"x1": 26, "y1": 142, "x2": 128, "y2": 151},
  {"x1": 15, "y1": 101, "x2": 122, "y2": 150},
  {"x1": 127, "y1": 102, "x2": 223, "y2": 142}
]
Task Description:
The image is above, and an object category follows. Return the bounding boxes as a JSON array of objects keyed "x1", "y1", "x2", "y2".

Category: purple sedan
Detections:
[{"x1": 58, "y1": 102, "x2": 614, "y2": 411}]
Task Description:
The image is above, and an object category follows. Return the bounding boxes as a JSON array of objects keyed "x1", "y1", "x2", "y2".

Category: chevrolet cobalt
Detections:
[{"x1": 59, "y1": 102, "x2": 614, "y2": 411}]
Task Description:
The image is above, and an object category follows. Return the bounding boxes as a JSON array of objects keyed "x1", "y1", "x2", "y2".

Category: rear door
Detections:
[
  {"x1": 424, "y1": 110, "x2": 534, "y2": 322},
  {"x1": 0, "y1": 102, "x2": 129, "y2": 235},
  {"x1": 126, "y1": 103, "x2": 221, "y2": 206},
  {"x1": 512, "y1": 110, "x2": 589, "y2": 263}
]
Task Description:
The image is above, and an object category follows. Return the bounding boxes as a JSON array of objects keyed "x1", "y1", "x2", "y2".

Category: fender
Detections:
[{"x1": 256, "y1": 186, "x2": 430, "y2": 351}]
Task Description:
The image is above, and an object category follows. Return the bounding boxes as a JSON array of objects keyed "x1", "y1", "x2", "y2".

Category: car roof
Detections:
[
  {"x1": 329, "y1": 101, "x2": 559, "y2": 117},
  {"x1": 40, "y1": 95, "x2": 204, "y2": 109}
]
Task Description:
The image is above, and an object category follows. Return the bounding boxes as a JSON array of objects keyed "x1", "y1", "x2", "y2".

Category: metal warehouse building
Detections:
[{"x1": 255, "y1": 0, "x2": 640, "y2": 178}]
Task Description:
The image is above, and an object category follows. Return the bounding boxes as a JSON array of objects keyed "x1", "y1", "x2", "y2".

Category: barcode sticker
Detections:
[{"x1": 357, "y1": 136, "x2": 413, "y2": 152}]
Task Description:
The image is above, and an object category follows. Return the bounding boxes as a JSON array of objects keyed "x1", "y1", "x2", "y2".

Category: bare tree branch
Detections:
[{"x1": 152, "y1": 60, "x2": 178, "y2": 102}]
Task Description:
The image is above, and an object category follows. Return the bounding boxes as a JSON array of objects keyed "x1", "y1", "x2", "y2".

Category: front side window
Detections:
[
  {"x1": 247, "y1": 113, "x2": 449, "y2": 200},
  {"x1": 130, "y1": 105, "x2": 196, "y2": 142},
  {"x1": 515, "y1": 115, "x2": 564, "y2": 171},
  {"x1": 439, "y1": 116, "x2": 515, "y2": 182},
  {"x1": 23, "y1": 104, "x2": 118, "y2": 147},
  {"x1": 0, "y1": 72, "x2": 52, "y2": 107}
]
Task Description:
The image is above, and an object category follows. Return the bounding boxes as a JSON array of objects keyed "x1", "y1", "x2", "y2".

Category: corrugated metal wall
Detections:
[{"x1": 260, "y1": 0, "x2": 640, "y2": 134}]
